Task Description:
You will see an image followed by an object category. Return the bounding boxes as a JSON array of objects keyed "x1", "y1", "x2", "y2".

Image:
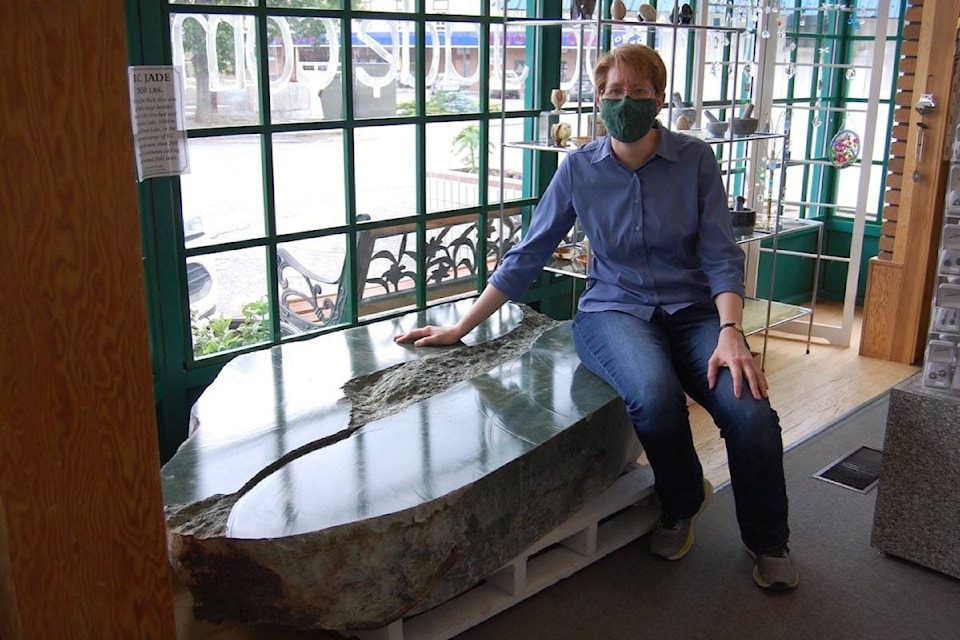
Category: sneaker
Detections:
[
  {"x1": 749, "y1": 546, "x2": 800, "y2": 591},
  {"x1": 650, "y1": 478, "x2": 714, "y2": 560}
]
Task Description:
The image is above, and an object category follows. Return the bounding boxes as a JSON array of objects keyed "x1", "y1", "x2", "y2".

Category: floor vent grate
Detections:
[{"x1": 813, "y1": 446, "x2": 882, "y2": 493}]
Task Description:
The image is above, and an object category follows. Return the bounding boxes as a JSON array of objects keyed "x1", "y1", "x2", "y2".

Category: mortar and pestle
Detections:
[
  {"x1": 731, "y1": 103, "x2": 759, "y2": 136},
  {"x1": 670, "y1": 92, "x2": 697, "y2": 129},
  {"x1": 730, "y1": 195, "x2": 757, "y2": 237},
  {"x1": 704, "y1": 110, "x2": 729, "y2": 138}
]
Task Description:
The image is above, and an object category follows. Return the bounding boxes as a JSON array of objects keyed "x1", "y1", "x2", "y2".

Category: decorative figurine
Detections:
[
  {"x1": 670, "y1": 3, "x2": 694, "y2": 24},
  {"x1": 551, "y1": 122, "x2": 572, "y2": 147},
  {"x1": 611, "y1": 0, "x2": 628, "y2": 21},
  {"x1": 638, "y1": 3, "x2": 657, "y2": 22},
  {"x1": 670, "y1": 92, "x2": 697, "y2": 128},
  {"x1": 574, "y1": 0, "x2": 596, "y2": 19},
  {"x1": 588, "y1": 113, "x2": 607, "y2": 138},
  {"x1": 550, "y1": 88, "x2": 568, "y2": 112}
]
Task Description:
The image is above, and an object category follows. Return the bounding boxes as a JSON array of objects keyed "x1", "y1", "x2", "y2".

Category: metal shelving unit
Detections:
[{"x1": 495, "y1": 3, "x2": 821, "y2": 366}]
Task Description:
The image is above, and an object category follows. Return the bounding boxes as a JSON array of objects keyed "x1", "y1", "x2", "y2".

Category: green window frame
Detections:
[{"x1": 127, "y1": 0, "x2": 549, "y2": 460}]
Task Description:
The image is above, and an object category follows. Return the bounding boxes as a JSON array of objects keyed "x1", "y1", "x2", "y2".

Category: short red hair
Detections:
[{"x1": 594, "y1": 44, "x2": 667, "y2": 97}]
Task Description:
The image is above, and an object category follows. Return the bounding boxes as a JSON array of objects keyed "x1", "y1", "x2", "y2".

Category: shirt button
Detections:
[{"x1": 634, "y1": 225, "x2": 640, "y2": 231}]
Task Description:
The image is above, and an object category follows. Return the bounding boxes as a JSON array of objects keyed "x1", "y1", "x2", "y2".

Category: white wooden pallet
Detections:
[{"x1": 346, "y1": 464, "x2": 658, "y2": 640}]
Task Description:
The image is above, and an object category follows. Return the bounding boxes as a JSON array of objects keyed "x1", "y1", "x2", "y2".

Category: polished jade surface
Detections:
[
  {"x1": 225, "y1": 317, "x2": 617, "y2": 539},
  {"x1": 161, "y1": 300, "x2": 619, "y2": 527}
]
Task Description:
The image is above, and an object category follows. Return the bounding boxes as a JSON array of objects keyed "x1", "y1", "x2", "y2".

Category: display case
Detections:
[
  {"x1": 921, "y1": 126, "x2": 960, "y2": 393},
  {"x1": 495, "y1": 3, "x2": 818, "y2": 364}
]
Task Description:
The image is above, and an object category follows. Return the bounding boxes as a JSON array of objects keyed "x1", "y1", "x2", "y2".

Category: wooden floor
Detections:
[
  {"x1": 691, "y1": 301, "x2": 918, "y2": 489},
  {"x1": 174, "y1": 301, "x2": 919, "y2": 640}
]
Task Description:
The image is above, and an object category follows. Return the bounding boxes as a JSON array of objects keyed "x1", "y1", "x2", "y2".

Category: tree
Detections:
[{"x1": 452, "y1": 123, "x2": 492, "y2": 174}]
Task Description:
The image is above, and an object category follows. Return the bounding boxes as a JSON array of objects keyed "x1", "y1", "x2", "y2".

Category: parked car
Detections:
[
  {"x1": 490, "y1": 70, "x2": 522, "y2": 100},
  {"x1": 431, "y1": 74, "x2": 463, "y2": 93},
  {"x1": 567, "y1": 81, "x2": 595, "y2": 104},
  {"x1": 184, "y1": 215, "x2": 219, "y2": 319}
]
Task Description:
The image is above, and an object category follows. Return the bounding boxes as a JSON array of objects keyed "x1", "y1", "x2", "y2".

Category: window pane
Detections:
[
  {"x1": 703, "y1": 30, "x2": 738, "y2": 104},
  {"x1": 191, "y1": 247, "x2": 269, "y2": 359},
  {"x1": 172, "y1": 13, "x2": 261, "y2": 128},
  {"x1": 427, "y1": 120, "x2": 481, "y2": 212},
  {"x1": 270, "y1": 16, "x2": 343, "y2": 123},
  {"x1": 495, "y1": 0, "x2": 530, "y2": 19},
  {"x1": 274, "y1": 130, "x2": 346, "y2": 234},
  {"x1": 278, "y1": 236, "x2": 348, "y2": 335},
  {"x1": 424, "y1": 214, "x2": 487, "y2": 305},
  {"x1": 180, "y1": 135, "x2": 265, "y2": 248},
  {"x1": 489, "y1": 118, "x2": 526, "y2": 203},
  {"x1": 432, "y1": 0, "x2": 483, "y2": 15},
  {"x1": 845, "y1": 39, "x2": 898, "y2": 98},
  {"x1": 351, "y1": 19, "x2": 410, "y2": 119},
  {"x1": 425, "y1": 20, "x2": 481, "y2": 108},
  {"x1": 489, "y1": 24, "x2": 529, "y2": 109},
  {"x1": 358, "y1": 225, "x2": 419, "y2": 323},
  {"x1": 185, "y1": 247, "x2": 219, "y2": 321},
  {"x1": 560, "y1": 24, "x2": 597, "y2": 107},
  {"x1": 349, "y1": 1, "x2": 483, "y2": 13},
  {"x1": 354, "y1": 124, "x2": 416, "y2": 220}
]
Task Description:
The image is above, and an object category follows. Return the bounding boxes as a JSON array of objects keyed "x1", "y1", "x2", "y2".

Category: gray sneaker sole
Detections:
[
  {"x1": 651, "y1": 477, "x2": 714, "y2": 561},
  {"x1": 747, "y1": 549, "x2": 800, "y2": 591}
]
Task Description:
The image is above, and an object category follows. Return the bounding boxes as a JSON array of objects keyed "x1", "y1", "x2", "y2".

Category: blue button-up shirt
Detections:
[{"x1": 489, "y1": 125, "x2": 745, "y2": 320}]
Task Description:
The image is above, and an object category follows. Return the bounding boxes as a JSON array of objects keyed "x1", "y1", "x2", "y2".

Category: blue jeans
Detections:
[{"x1": 572, "y1": 304, "x2": 789, "y2": 553}]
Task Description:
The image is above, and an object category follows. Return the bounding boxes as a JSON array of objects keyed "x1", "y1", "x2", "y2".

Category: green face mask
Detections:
[{"x1": 600, "y1": 97, "x2": 659, "y2": 143}]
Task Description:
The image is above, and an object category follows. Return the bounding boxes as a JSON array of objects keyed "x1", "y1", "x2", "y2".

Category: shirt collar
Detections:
[{"x1": 590, "y1": 122, "x2": 680, "y2": 165}]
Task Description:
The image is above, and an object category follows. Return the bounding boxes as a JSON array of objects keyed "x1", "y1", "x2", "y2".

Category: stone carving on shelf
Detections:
[
  {"x1": 638, "y1": 3, "x2": 657, "y2": 22},
  {"x1": 552, "y1": 121, "x2": 573, "y2": 147},
  {"x1": 573, "y1": 0, "x2": 596, "y2": 19},
  {"x1": 612, "y1": 0, "x2": 627, "y2": 21},
  {"x1": 551, "y1": 88, "x2": 568, "y2": 112},
  {"x1": 670, "y1": 3, "x2": 694, "y2": 24}
]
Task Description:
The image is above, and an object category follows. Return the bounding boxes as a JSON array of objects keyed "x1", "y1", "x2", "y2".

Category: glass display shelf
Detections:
[
  {"x1": 504, "y1": 140, "x2": 586, "y2": 154},
  {"x1": 504, "y1": 131, "x2": 787, "y2": 155},
  {"x1": 542, "y1": 218, "x2": 820, "y2": 281},
  {"x1": 541, "y1": 265, "x2": 810, "y2": 338},
  {"x1": 744, "y1": 297, "x2": 811, "y2": 336},
  {"x1": 502, "y1": 17, "x2": 745, "y2": 37}
]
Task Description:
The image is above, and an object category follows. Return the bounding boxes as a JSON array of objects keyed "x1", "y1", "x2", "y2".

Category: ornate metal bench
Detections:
[{"x1": 278, "y1": 211, "x2": 522, "y2": 334}]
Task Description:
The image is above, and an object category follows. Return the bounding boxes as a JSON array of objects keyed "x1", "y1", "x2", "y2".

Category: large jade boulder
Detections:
[{"x1": 162, "y1": 301, "x2": 637, "y2": 630}]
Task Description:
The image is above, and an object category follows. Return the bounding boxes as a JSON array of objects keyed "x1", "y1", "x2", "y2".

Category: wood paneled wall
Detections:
[
  {"x1": 0, "y1": 2, "x2": 176, "y2": 639},
  {"x1": 860, "y1": 0, "x2": 960, "y2": 363}
]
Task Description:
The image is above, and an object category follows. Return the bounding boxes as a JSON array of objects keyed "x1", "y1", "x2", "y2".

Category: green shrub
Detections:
[
  {"x1": 192, "y1": 299, "x2": 271, "y2": 356},
  {"x1": 396, "y1": 88, "x2": 478, "y2": 115}
]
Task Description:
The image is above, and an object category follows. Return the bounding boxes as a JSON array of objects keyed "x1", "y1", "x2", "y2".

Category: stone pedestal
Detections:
[{"x1": 871, "y1": 373, "x2": 960, "y2": 578}]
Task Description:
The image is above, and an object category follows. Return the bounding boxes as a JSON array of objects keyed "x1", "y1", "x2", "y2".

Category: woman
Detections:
[{"x1": 395, "y1": 44, "x2": 798, "y2": 591}]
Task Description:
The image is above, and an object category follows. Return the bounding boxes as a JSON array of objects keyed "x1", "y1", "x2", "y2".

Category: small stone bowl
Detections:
[
  {"x1": 706, "y1": 120, "x2": 729, "y2": 138},
  {"x1": 731, "y1": 209, "x2": 757, "y2": 237},
  {"x1": 730, "y1": 117, "x2": 759, "y2": 136}
]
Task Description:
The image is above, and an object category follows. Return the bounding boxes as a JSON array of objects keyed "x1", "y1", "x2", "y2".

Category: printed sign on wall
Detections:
[{"x1": 128, "y1": 65, "x2": 190, "y2": 181}]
